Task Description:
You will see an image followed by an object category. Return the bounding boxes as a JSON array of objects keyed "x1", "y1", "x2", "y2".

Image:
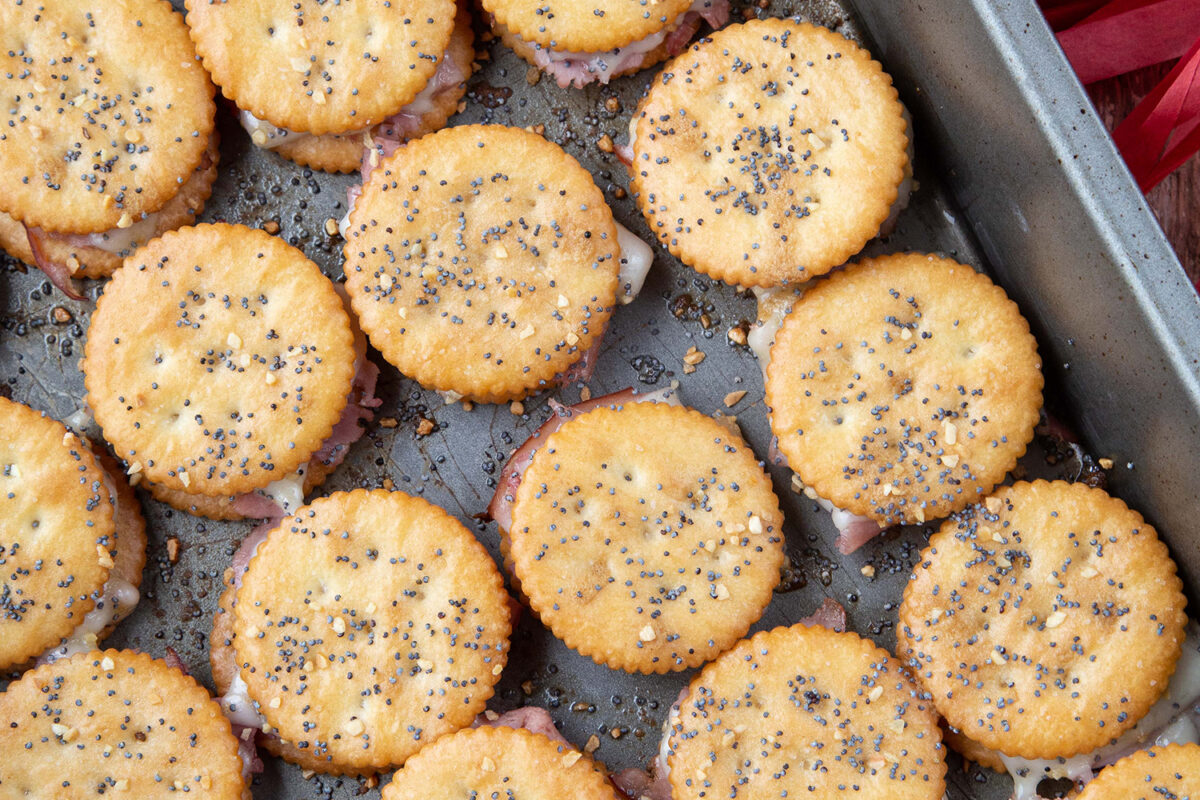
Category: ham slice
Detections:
[
  {"x1": 25, "y1": 226, "x2": 84, "y2": 300},
  {"x1": 612, "y1": 765, "x2": 673, "y2": 800},
  {"x1": 485, "y1": 386, "x2": 679, "y2": 533},
  {"x1": 473, "y1": 706, "x2": 570, "y2": 746},
  {"x1": 313, "y1": 358, "x2": 380, "y2": 469},
  {"x1": 526, "y1": 0, "x2": 729, "y2": 88},
  {"x1": 799, "y1": 597, "x2": 848, "y2": 632},
  {"x1": 229, "y1": 522, "x2": 276, "y2": 590},
  {"x1": 163, "y1": 647, "x2": 188, "y2": 674}
]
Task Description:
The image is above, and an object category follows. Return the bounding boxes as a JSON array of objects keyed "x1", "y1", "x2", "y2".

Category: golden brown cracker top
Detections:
[
  {"x1": 0, "y1": 397, "x2": 116, "y2": 670},
  {"x1": 83, "y1": 222, "x2": 356, "y2": 497},
  {"x1": 899, "y1": 480, "x2": 1188, "y2": 760},
  {"x1": 233, "y1": 489, "x2": 512, "y2": 772},
  {"x1": 483, "y1": 0, "x2": 694, "y2": 52},
  {"x1": 344, "y1": 125, "x2": 620, "y2": 403},
  {"x1": 668, "y1": 623, "x2": 946, "y2": 800},
  {"x1": 1077, "y1": 744, "x2": 1200, "y2": 800},
  {"x1": 0, "y1": 0, "x2": 215, "y2": 233},
  {"x1": 766, "y1": 253, "x2": 1042, "y2": 525},
  {"x1": 185, "y1": 0, "x2": 455, "y2": 135},
  {"x1": 630, "y1": 18, "x2": 908, "y2": 287},
  {"x1": 0, "y1": 649, "x2": 245, "y2": 798},
  {"x1": 381, "y1": 725, "x2": 622, "y2": 800},
  {"x1": 509, "y1": 401, "x2": 784, "y2": 673}
]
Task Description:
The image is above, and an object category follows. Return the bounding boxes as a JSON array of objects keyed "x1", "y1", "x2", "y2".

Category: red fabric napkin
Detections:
[{"x1": 1043, "y1": 0, "x2": 1200, "y2": 191}]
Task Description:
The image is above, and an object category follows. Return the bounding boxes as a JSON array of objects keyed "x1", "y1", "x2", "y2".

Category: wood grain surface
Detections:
[{"x1": 1087, "y1": 62, "x2": 1199, "y2": 285}]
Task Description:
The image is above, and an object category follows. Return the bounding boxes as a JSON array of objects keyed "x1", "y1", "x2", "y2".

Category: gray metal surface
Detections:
[
  {"x1": 849, "y1": 0, "x2": 1200, "y2": 590},
  {"x1": 1, "y1": 1, "x2": 1194, "y2": 799}
]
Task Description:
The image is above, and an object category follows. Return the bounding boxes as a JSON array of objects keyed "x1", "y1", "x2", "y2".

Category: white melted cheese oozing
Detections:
[
  {"x1": 221, "y1": 670, "x2": 269, "y2": 730},
  {"x1": 747, "y1": 285, "x2": 804, "y2": 376},
  {"x1": 257, "y1": 464, "x2": 307, "y2": 516},
  {"x1": 71, "y1": 211, "x2": 166, "y2": 255},
  {"x1": 40, "y1": 470, "x2": 141, "y2": 664},
  {"x1": 615, "y1": 222, "x2": 653, "y2": 304},
  {"x1": 40, "y1": 576, "x2": 140, "y2": 664}
]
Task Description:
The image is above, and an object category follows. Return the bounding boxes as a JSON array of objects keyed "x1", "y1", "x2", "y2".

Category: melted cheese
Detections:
[
  {"x1": 220, "y1": 670, "x2": 268, "y2": 730},
  {"x1": 747, "y1": 285, "x2": 804, "y2": 376},
  {"x1": 257, "y1": 464, "x2": 307, "y2": 516},
  {"x1": 528, "y1": 0, "x2": 718, "y2": 85},
  {"x1": 40, "y1": 576, "x2": 140, "y2": 664},
  {"x1": 615, "y1": 222, "x2": 654, "y2": 304}
]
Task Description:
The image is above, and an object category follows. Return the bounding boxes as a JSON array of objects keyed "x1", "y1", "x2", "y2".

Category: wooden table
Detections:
[{"x1": 1088, "y1": 64, "x2": 1199, "y2": 285}]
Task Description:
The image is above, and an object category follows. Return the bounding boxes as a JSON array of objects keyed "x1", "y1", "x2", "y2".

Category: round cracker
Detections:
[
  {"x1": 232, "y1": 489, "x2": 512, "y2": 773},
  {"x1": 0, "y1": 398, "x2": 116, "y2": 670},
  {"x1": 274, "y1": 2, "x2": 475, "y2": 173},
  {"x1": 0, "y1": 649, "x2": 245, "y2": 798},
  {"x1": 0, "y1": 0, "x2": 215, "y2": 234},
  {"x1": 1077, "y1": 744, "x2": 1200, "y2": 800},
  {"x1": 667, "y1": 623, "x2": 946, "y2": 800},
  {"x1": 629, "y1": 18, "x2": 908, "y2": 287},
  {"x1": 382, "y1": 725, "x2": 623, "y2": 800},
  {"x1": 509, "y1": 402, "x2": 784, "y2": 673},
  {"x1": 83, "y1": 222, "x2": 356, "y2": 497},
  {"x1": 483, "y1": 0, "x2": 694, "y2": 52},
  {"x1": 344, "y1": 124, "x2": 620, "y2": 403},
  {"x1": 899, "y1": 480, "x2": 1188, "y2": 760},
  {"x1": 766, "y1": 253, "x2": 1043, "y2": 525},
  {"x1": 186, "y1": 0, "x2": 456, "y2": 136},
  {"x1": 0, "y1": 135, "x2": 219, "y2": 279}
]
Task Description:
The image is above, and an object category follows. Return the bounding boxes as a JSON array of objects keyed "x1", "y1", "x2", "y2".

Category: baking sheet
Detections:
[{"x1": 1, "y1": 1, "x2": 1193, "y2": 798}]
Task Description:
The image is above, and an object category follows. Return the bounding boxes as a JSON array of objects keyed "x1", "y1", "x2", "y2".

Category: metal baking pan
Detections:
[{"x1": 2, "y1": 1, "x2": 1196, "y2": 798}]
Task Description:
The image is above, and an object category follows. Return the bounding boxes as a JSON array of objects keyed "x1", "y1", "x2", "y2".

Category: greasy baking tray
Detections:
[{"x1": 2, "y1": 0, "x2": 1197, "y2": 798}]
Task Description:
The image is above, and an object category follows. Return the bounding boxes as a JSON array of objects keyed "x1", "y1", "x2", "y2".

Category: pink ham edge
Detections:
[
  {"x1": 484, "y1": 386, "x2": 678, "y2": 534},
  {"x1": 24, "y1": 226, "x2": 85, "y2": 300},
  {"x1": 799, "y1": 597, "x2": 847, "y2": 632},
  {"x1": 530, "y1": 0, "x2": 729, "y2": 89},
  {"x1": 832, "y1": 508, "x2": 886, "y2": 555},
  {"x1": 472, "y1": 705, "x2": 570, "y2": 746},
  {"x1": 613, "y1": 597, "x2": 849, "y2": 800},
  {"x1": 612, "y1": 766, "x2": 672, "y2": 800}
]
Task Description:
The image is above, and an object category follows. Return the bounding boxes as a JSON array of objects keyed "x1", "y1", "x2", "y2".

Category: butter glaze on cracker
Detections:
[
  {"x1": 1076, "y1": 743, "x2": 1200, "y2": 800},
  {"x1": 344, "y1": 124, "x2": 621, "y2": 403},
  {"x1": 629, "y1": 18, "x2": 908, "y2": 287},
  {"x1": 766, "y1": 252, "x2": 1043, "y2": 527},
  {"x1": 0, "y1": 398, "x2": 116, "y2": 669},
  {"x1": 185, "y1": 0, "x2": 456, "y2": 137},
  {"x1": 230, "y1": 489, "x2": 512, "y2": 773},
  {"x1": 381, "y1": 725, "x2": 622, "y2": 800},
  {"x1": 0, "y1": 0, "x2": 215, "y2": 234},
  {"x1": 667, "y1": 623, "x2": 946, "y2": 799},
  {"x1": 509, "y1": 402, "x2": 785, "y2": 673},
  {"x1": 83, "y1": 222, "x2": 356, "y2": 498},
  {"x1": 900, "y1": 480, "x2": 1188, "y2": 761},
  {"x1": 0, "y1": 649, "x2": 246, "y2": 798}
]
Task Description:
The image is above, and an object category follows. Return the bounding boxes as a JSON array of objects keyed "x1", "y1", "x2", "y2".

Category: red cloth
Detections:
[{"x1": 1043, "y1": 0, "x2": 1200, "y2": 191}]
